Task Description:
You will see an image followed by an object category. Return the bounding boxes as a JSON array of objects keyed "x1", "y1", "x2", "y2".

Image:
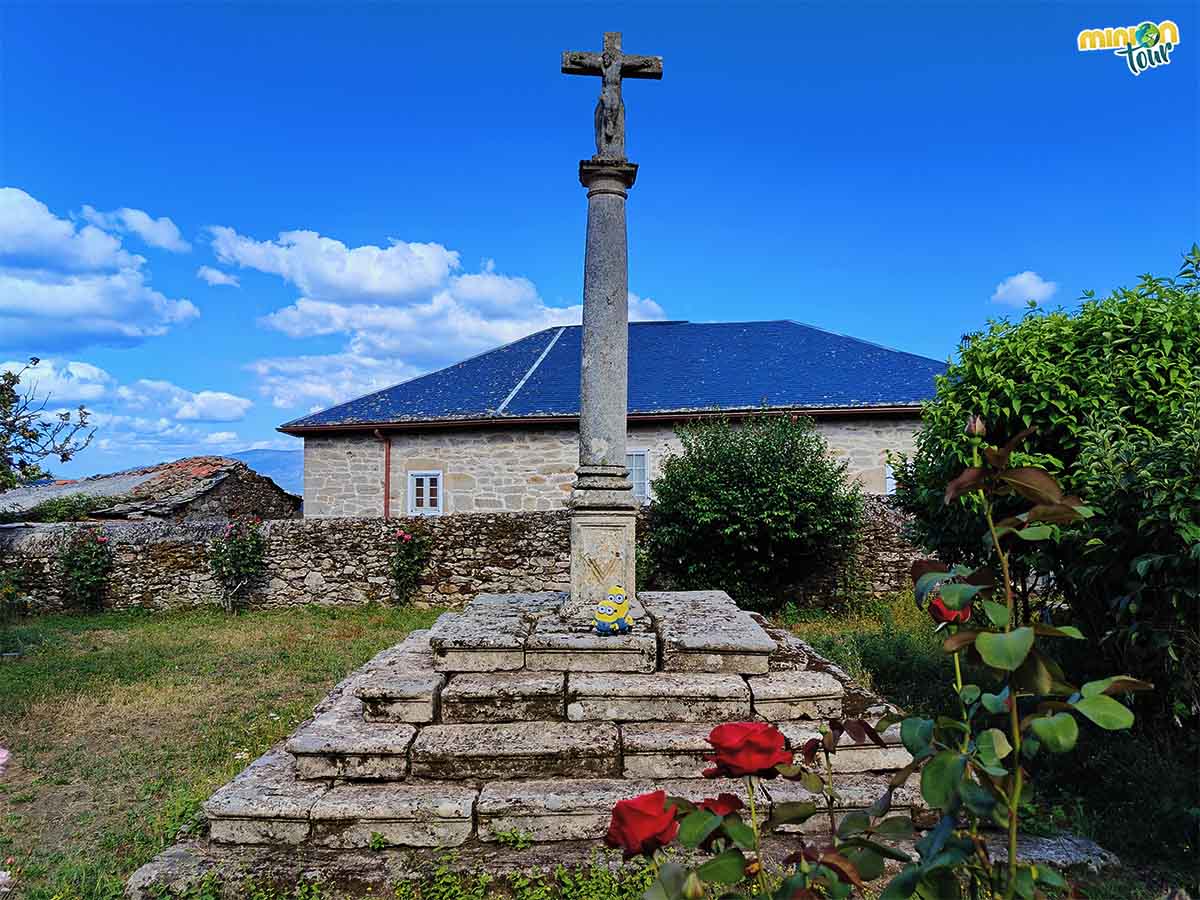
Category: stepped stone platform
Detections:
[{"x1": 129, "y1": 591, "x2": 924, "y2": 896}]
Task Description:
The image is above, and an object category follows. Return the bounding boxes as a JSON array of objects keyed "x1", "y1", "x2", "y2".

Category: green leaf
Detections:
[
  {"x1": 1072, "y1": 694, "x2": 1135, "y2": 730},
  {"x1": 644, "y1": 863, "x2": 687, "y2": 900},
  {"x1": 959, "y1": 684, "x2": 981, "y2": 705},
  {"x1": 1080, "y1": 676, "x2": 1155, "y2": 697},
  {"x1": 837, "y1": 810, "x2": 871, "y2": 838},
  {"x1": 696, "y1": 849, "x2": 747, "y2": 885},
  {"x1": 976, "y1": 627, "x2": 1035, "y2": 671},
  {"x1": 840, "y1": 845, "x2": 885, "y2": 881},
  {"x1": 879, "y1": 865, "x2": 921, "y2": 900},
  {"x1": 1033, "y1": 624, "x2": 1085, "y2": 640},
  {"x1": 769, "y1": 800, "x2": 818, "y2": 828},
  {"x1": 920, "y1": 751, "x2": 965, "y2": 810},
  {"x1": 914, "y1": 571, "x2": 953, "y2": 607},
  {"x1": 1034, "y1": 865, "x2": 1067, "y2": 887},
  {"x1": 720, "y1": 816, "x2": 756, "y2": 850},
  {"x1": 677, "y1": 809, "x2": 723, "y2": 849},
  {"x1": 1015, "y1": 525, "x2": 1054, "y2": 541},
  {"x1": 1030, "y1": 713, "x2": 1079, "y2": 752},
  {"x1": 981, "y1": 689, "x2": 1009, "y2": 714},
  {"x1": 900, "y1": 718, "x2": 934, "y2": 756},
  {"x1": 976, "y1": 728, "x2": 1012, "y2": 766},
  {"x1": 959, "y1": 780, "x2": 997, "y2": 817},
  {"x1": 981, "y1": 600, "x2": 1010, "y2": 628},
  {"x1": 937, "y1": 583, "x2": 982, "y2": 610},
  {"x1": 874, "y1": 816, "x2": 915, "y2": 838},
  {"x1": 999, "y1": 467, "x2": 1065, "y2": 505}
]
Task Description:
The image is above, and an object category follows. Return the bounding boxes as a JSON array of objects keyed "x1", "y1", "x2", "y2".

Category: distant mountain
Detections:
[{"x1": 232, "y1": 449, "x2": 303, "y2": 496}]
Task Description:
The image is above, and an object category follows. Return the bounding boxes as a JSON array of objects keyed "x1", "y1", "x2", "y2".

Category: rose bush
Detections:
[{"x1": 605, "y1": 790, "x2": 680, "y2": 859}]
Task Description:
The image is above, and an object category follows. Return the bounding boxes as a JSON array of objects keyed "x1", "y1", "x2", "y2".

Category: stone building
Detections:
[
  {"x1": 0, "y1": 456, "x2": 301, "y2": 523},
  {"x1": 280, "y1": 321, "x2": 945, "y2": 518}
]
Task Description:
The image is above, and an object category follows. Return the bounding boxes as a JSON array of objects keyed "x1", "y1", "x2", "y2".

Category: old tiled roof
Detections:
[
  {"x1": 279, "y1": 320, "x2": 947, "y2": 432},
  {"x1": 0, "y1": 456, "x2": 276, "y2": 518}
]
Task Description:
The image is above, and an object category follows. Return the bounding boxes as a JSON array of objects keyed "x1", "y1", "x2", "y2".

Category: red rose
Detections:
[
  {"x1": 703, "y1": 722, "x2": 793, "y2": 779},
  {"x1": 604, "y1": 790, "x2": 678, "y2": 858},
  {"x1": 699, "y1": 793, "x2": 744, "y2": 816},
  {"x1": 929, "y1": 594, "x2": 971, "y2": 625}
]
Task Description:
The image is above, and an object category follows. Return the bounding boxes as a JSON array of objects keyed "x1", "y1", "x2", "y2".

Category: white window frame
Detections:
[
  {"x1": 626, "y1": 449, "x2": 650, "y2": 504},
  {"x1": 884, "y1": 463, "x2": 896, "y2": 496},
  {"x1": 407, "y1": 470, "x2": 444, "y2": 516}
]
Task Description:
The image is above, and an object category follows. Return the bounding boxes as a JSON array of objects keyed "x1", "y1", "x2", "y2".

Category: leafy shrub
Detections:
[
  {"x1": 0, "y1": 564, "x2": 29, "y2": 629},
  {"x1": 208, "y1": 518, "x2": 267, "y2": 613},
  {"x1": 390, "y1": 527, "x2": 430, "y2": 604},
  {"x1": 58, "y1": 525, "x2": 114, "y2": 612},
  {"x1": 893, "y1": 247, "x2": 1200, "y2": 718},
  {"x1": 0, "y1": 492, "x2": 109, "y2": 524},
  {"x1": 646, "y1": 414, "x2": 864, "y2": 611}
]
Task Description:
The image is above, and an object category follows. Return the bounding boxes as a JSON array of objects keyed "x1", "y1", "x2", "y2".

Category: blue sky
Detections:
[{"x1": 1, "y1": 2, "x2": 1195, "y2": 478}]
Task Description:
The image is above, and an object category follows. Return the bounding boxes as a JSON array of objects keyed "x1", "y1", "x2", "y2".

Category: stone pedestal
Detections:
[{"x1": 561, "y1": 159, "x2": 641, "y2": 627}]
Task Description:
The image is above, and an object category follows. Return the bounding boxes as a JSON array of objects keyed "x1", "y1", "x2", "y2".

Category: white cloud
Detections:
[
  {"x1": 116, "y1": 379, "x2": 252, "y2": 422},
  {"x1": 80, "y1": 205, "x2": 191, "y2": 253},
  {"x1": 1, "y1": 358, "x2": 115, "y2": 403},
  {"x1": 248, "y1": 352, "x2": 422, "y2": 410},
  {"x1": 991, "y1": 270, "x2": 1058, "y2": 307},
  {"x1": 196, "y1": 265, "x2": 240, "y2": 287},
  {"x1": 0, "y1": 188, "x2": 198, "y2": 350},
  {"x1": 204, "y1": 431, "x2": 239, "y2": 444},
  {"x1": 210, "y1": 226, "x2": 458, "y2": 303}
]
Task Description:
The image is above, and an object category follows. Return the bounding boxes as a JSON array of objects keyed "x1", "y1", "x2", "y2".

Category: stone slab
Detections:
[
  {"x1": 525, "y1": 616, "x2": 657, "y2": 673},
  {"x1": 763, "y1": 773, "x2": 926, "y2": 835},
  {"x1": 428, "y1": 593, "x2": 562, "y2": 672},
  {"x1": 620, "y1": 722, "x2": 718, "y2": 779},
  {"x1": 748, "y1": 670, "x2": 844, "y2": 720},
  {"x1": 775, "y1": 722, "x2": 911, "y2": 773},
  {"x1": 441, "y1": 671, "x2": 565, "y2": 723},
  {"x1": 640, "y1": 591, "x2": 776, "y2": 674},
  {"x1": 566, "y1": 672, "x2": 750, "y2": 722},
  {"x1": 410, "y1": 721, "x2": 620, "y2": 780},
  {"x1": 477, "y1": 778, "x2": 762, "y2": 843},
  {"x1": 204, "y1": 750, "x2": 326, "y2": 845},
  {"x1": 285, "y1": 700, "x2": 416, "y2": 781},
  {"x1": 310, "y1": 782, "x2": 477, "y2": 848},
  {"x1": 354, "y1": 671, "x2": 445, "y2": 724}
]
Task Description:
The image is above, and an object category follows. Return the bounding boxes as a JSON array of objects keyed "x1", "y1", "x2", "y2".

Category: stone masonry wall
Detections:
[
  {"x1": 0, "y1": 499, "x2": 921, "y2": 615},
  {"x1": 303, "y1": 417, "x2": 920, "y2": 518}
]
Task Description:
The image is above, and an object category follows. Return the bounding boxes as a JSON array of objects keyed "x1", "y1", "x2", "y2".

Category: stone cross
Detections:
[
  {"x1": 559, "y1": 33, "x2": 663, "y2": 627},
  {"x1": 562, "y1": 32, "x2": 663, "y2": 161}
]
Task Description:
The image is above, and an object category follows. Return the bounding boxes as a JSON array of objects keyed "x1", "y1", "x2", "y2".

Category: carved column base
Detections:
[{"x1": 561, "y1": 466, "x2": 640, "y2": 629}]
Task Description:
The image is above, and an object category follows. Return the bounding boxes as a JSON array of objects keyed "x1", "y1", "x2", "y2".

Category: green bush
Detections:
[
  {"x1": 389, "y1": 526, "x2": 430, "y2": 604},
  {"x1": 58, "y1": 525, "x2": 114, "y2": 612},
  {"x1": 208, "y1": 518, "x2": 267, "y2": 613},
  {"x1": 646, "y1": 414, "x2": 864, "y2": 611},
  {"x1": 0, "y1": 492, "x2": 110, "y2": 525},
  {"x1": 893, "y1": 247, "x2": 1200, "y2": 717}
]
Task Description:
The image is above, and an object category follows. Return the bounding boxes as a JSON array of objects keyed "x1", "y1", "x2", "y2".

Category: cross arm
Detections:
[{"x1": 561, "y1": 50, "x2": 664, "y2": 79}]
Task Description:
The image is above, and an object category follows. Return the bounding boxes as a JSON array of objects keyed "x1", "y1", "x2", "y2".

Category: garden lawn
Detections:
[
  {"x1": 0, "y1": 604, "x2": 443, "y2": 900},
  {"x1": 788, "y1": 593, "x2": 1197, "y2": 899}
]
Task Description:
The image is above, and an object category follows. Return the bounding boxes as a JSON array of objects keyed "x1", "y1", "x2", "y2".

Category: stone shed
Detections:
[{"x1": 0, "y1": 456, "x2": 301, "y2": 523}]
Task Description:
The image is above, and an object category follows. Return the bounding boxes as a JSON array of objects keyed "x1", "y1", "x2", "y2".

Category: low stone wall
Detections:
[{"x1": 0, "y1": 498, "x2": 921, "y2": 614}]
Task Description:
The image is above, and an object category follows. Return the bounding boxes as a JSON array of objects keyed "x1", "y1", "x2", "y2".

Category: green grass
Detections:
[
  {"x1": 786, "y1": 592, "x2": 1198, "y2": 896},
  {"x1": 0, "y1": 604, "x2": 443, "y2": 899}
]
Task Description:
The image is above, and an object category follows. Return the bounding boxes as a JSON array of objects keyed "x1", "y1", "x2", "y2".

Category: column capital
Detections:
[{"x1": 579, "y1": 159, "x2": 638, "y2": 192}]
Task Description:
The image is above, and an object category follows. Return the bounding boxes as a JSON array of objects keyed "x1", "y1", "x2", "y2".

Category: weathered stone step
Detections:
[
  {"x1": 410, "y1": 721, "x2": 620, "y2": 780},
  {"x1": 428, "y1": 594, "x2": 562, "y2": 672},
  {"x1": 621, "y1": 722, "x2": 911, "y2": 779},
  {"x1": 285, "y1": 699, "x2": 416, "y2": 780},
  {"x1": 477, "y1": 774, "x2": 925, "y2": 843},
  {"x1": 354, "y1": 671, "x2": 445, "y2": 724},
  {"x1": 566, "y1": 672, "x2": 751, "y2": 722},
  {"x1": 747, "y1": 670, "x2": 844, "y2": 720},
  {"x1": 204, "y1": 749, "x2": 476, "y2": 848},
  {"x1": 640, "y1": 591, "x2": 776, "y2": 674},
  {"x1": 441, "y1": 672, "x2": 565, "y2": 723},
  {"x1": 526, "y1": 615, "x2": 657, "y2": 673}
]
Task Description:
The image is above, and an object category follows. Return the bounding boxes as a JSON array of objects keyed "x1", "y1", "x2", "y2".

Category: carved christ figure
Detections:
[{"x1": 561, "y1": 33, "x2": 663, "y2": 162}]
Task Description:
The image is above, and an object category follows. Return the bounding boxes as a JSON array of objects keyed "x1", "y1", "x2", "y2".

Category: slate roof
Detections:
[{"x1": 279, "y1": 320, "x2": 946, "y2": 432}]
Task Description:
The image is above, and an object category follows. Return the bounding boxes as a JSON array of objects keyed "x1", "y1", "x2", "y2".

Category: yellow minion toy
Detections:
[{"x1": 593, "y1": 585, "x2": 634, "y2": 635}]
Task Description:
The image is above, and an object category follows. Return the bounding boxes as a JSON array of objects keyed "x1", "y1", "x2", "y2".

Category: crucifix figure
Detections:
[{"x1": 562, "y1": 32, "x2": 663, "y2": 161}]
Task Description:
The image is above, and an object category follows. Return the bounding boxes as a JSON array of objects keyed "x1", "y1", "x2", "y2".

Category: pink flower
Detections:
[
  {"x1": 0, "y1": 747, "x2": 10, "y2": 777},
  {"x1": 402, "y1": 533, "x2": 412, "y2": 542},
  {"x1": 96, "y1": 536, "x2": 109, "y2": 544}
]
